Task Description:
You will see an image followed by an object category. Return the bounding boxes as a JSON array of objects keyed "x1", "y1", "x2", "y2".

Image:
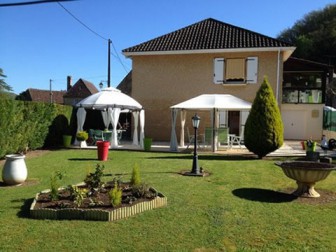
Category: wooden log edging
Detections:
[{"x1": 30, "y1": 189, "x2": 167, "y2": 221}]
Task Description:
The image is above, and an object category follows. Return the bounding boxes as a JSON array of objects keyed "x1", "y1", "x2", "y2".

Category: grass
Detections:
[{"x1": 1, "y1": 149, "x2": 336, "y2": 251}]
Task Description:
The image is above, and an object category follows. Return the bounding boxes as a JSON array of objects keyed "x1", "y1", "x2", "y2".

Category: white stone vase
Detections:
[{"x1": 2, "y1": 154, "x2": 28, "y2": 185}]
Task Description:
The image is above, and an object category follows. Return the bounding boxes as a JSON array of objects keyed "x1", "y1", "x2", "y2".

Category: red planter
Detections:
[{"x1": 97, "y1": 141, "x2": 110, "y2": 161}]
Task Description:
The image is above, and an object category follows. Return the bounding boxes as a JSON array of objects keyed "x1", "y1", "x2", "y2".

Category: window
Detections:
[
  {"x1": 282, "y1": 72, "x2": 324, "y2": 104},
  {"x1": 213, "y1": 57, "x2": 258, "y2": 84}
]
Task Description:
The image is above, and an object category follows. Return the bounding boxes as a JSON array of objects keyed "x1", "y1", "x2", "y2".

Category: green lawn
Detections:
[{"x1": 1, "y1": 149, "x2": 336, "y2": 251}]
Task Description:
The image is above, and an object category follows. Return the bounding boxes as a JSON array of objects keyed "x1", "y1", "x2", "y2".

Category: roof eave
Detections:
[{"x1": 123, "y1": 47, "x2": 296, "y2": 60}]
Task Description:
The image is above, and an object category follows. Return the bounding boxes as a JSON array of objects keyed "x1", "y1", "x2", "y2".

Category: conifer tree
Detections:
[{"x1": 244, "y1": 77, "x2": 284, "y2": 158}]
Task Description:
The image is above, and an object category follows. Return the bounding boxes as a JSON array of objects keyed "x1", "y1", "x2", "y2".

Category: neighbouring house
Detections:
[
  {"x1": 63, "y1": 76, "x2": 99, "y2": 106},
  {"x1": 16, "y1": 88, "x2": 66, "y2": 104},
  {"x1": 122, "y1": 18, "x2": 301, "y2": 142}
]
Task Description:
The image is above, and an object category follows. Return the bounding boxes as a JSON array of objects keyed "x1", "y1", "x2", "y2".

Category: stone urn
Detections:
[
  {"x1": 275, "y1": 161, "x2": 336, "y2": 198},
  {"x1": 2, "y1": 154, "x2": 28, "y2": 185}
]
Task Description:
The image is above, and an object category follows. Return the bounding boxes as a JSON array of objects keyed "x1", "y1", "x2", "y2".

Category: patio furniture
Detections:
[
  {"x1": 229, "y1": 126, "x2": 244, "y2": 148},
  {"x1": 218, "y1": 127, "x2": 230, "y2": 147},
  {"x1": 203, "y1": 127, "x2": 213, "y2": 148},
  {"x1": 103, "y1": 131, "x2": 113, "y2": 143},
  {"x1": 203, "y1": 127, "x2": 230, "y2": 148},
  {"x1": 88, "y1": 129, "x2": 104, "y2": 145}
]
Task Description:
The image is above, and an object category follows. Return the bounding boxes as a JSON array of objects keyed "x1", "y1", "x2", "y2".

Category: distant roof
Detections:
[
  {"x1": 63, "y1": 78, "x2": 98, "y2": 98},
  {"x1": 123, "y1": 18, "x2": 295, "y2": 57},
  {"x1": 22, "y1": 88, "x2": 66, "y2": 104},
  {"x1": 116, "y1": 71, "x2": 132, "y2": 96}
]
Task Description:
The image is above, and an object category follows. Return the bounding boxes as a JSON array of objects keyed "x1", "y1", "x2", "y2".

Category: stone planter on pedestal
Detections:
[{"x1": 275, "y1": 161, "x2": 336, "y2": 198}]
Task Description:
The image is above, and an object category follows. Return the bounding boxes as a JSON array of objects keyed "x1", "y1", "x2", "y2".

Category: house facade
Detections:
[{"x1": 122, "y1": 18, "x2": 307, "y2": 141}]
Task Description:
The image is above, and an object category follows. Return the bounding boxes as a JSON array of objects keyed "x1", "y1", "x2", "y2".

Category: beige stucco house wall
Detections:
[{"x1": 131, "y1": 51, "x2": 285, "y2": 141}]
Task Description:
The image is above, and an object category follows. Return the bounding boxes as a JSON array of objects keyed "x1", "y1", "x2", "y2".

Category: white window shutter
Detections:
[
  {"x1": 213, "y1": 58, "x2": 225, "y2": 84},
  {"x1": 246, "y1": 57, "x2": 258, "y2": 84}
]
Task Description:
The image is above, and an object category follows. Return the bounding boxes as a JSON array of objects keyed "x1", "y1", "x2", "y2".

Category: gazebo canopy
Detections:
[
  {"x1": 170, "y1": 94, "x2": 252, "y2": 152},
  {"x1": 75, "y1": 87, "x2": 145, "y2": 149},
  {"x1": 170, "y1": 94, "x2": 251, "y2": 111},
  {"x1": 76, "y1": 87, "x2": 143, "y2": 110}
]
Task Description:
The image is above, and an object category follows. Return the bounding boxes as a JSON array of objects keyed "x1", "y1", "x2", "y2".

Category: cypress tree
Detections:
[{"x1": 244, "y1": 77, "x2": 284, "y2": 158}]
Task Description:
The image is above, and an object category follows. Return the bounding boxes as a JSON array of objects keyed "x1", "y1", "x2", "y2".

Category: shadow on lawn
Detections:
[
  {"x1": 148, "y1": 155, "x2": 257, "y2": 161},
  {"x1": 232, "y1": 188, "x2": 297, "y2": 203},
  {"x1": 68, "y1": 158, "x2": 100, "y2": 161},
  {"x1": 16, "y1": 198, "x2": 34, "y2": 218}
]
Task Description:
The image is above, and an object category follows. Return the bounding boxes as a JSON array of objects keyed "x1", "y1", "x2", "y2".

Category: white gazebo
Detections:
[
  {"x1": 76, "y1": 87, "x2": 145, "y2": 148},
  {"x1": 170, "y1": 94, "x2": 252, "y2": 152}
]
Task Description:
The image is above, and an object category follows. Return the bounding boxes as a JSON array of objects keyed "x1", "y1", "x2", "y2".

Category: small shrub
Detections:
[
  {"x1": 130, "y1": 164, "x2": 141, "y2": 186},
  {"x1": 132, "y1": 183, "x2": 156, "y2": 199},
  {"x1": 84, "y1": 164, "x2": 105, "y2": 191},
  {"x1": 109, "y1": 182, "x2": 122, "y2": 207},
  {"x1": 76, "y1": 131, "x2": 88, "y2": 141},
  {"x1": 68, "y1": 185, "x2": 87, "y2": 207},
  {"x1": 50, "y1": 171, "x2": 65, "y2": 201}
]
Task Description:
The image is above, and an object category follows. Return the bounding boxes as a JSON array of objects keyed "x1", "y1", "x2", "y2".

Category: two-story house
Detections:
[{"x1": 121, "y1": 18, "x2": 326, "y2": 142}]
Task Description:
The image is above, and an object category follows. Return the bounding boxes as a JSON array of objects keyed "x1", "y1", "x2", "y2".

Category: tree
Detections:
[
  {"x1": 244, "y1": 77, "x2": 284, "y2": 159},
  {"x1": 277, "y1": 4, "x2": 336, "y2": 67},
  {"x1": 0, "y1": 68, "x2": 13, "y2": 92}
]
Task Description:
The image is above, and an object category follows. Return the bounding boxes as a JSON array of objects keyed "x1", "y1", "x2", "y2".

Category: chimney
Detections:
[{"x1": 67, "y1": 75, "x2": 72, "y2": 91}]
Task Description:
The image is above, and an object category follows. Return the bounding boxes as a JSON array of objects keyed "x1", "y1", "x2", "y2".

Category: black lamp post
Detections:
[{"x1": 191, "y1": 114, "x2": 201, "y2": 174}]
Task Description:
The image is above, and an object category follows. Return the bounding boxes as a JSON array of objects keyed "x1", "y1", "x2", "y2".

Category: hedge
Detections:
[{"x1": 0, "y1": 100, "x2": 74, "y2": 159}]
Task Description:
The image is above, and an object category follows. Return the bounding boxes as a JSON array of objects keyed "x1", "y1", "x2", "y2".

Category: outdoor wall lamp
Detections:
[{"x1": 99, "y1": 82, "x2": 104, "y2": 89}]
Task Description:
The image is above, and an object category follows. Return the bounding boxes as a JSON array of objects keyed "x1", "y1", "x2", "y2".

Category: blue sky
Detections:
[{"x1": 1, "y1": 0, "x2": 335, "y2": 94}]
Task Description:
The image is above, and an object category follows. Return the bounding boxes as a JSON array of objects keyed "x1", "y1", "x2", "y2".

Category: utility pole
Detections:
[
  {"x1": 107, "y1": 39, "x2": 111, "y2": 87},
  {"x1": 49, "y1": 79, "x2": 53, "y2": 104}
]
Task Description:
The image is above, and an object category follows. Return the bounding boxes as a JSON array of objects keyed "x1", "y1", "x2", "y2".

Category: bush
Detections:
[
  {"x1": 76, "y1": 131, "x2": 89, "y2": 141},
  {"x1": 130, "y1": 164, "x2": 141, "y2": 186},
  {"x1": 109, "y1": 182, "x2": 122, "y2": 207},
  {"x1": 0, "y1": 100, "x2": 73, "y2": 158},
  {"x1": 244, "y1": 77, "x2": 284, "y2": 158}
]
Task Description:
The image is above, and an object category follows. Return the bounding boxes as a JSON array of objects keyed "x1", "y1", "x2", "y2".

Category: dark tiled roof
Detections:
[
  {"x1": 63, "y1": 78, "x2": 98, "y2": 98},
  {"x1": 24, "y1": 88, "x2": 66, "y2": 104},
  {"x1": 123, "y1": 18, "x2": 293, "y2": 54}
]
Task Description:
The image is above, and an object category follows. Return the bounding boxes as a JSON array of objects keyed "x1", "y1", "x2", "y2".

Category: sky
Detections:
[{"x1": 1, "y1": 0, "x2": 335, "y2": 94}]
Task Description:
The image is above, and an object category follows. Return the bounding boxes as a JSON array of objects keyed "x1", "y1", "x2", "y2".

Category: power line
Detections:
[
  {"x1": 110, "y1": 41, "x2": 130, "y2": 73},
  {"x1": 57, "y1": 2, "x2": 129, "y2": 74},
  {"x1": 0, "y1": 0, "x2": 75, "y2": 7},
  {"x1": 57, "y1": 1, "x2": 108, "y2": 41}
]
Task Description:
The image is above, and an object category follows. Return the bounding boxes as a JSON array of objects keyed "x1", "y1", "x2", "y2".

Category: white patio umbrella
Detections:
[{"x1": 76, "y1": 87, "x2": 144, "y2": 148}]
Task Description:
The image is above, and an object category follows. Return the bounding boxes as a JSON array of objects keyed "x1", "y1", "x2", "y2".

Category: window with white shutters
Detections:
[{"x1": 213, "y1": 56, "x2": 258, "y2": 84}]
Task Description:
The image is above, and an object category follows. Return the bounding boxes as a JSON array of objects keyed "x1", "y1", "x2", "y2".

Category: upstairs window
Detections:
[{"x1": 214, "y1": 57, "x2": 258, "y2": 84}]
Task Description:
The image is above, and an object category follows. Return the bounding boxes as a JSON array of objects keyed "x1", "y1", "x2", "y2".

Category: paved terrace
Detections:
[{"x1": 75, "y1": 140, "x2": 336, "y2": 158}]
